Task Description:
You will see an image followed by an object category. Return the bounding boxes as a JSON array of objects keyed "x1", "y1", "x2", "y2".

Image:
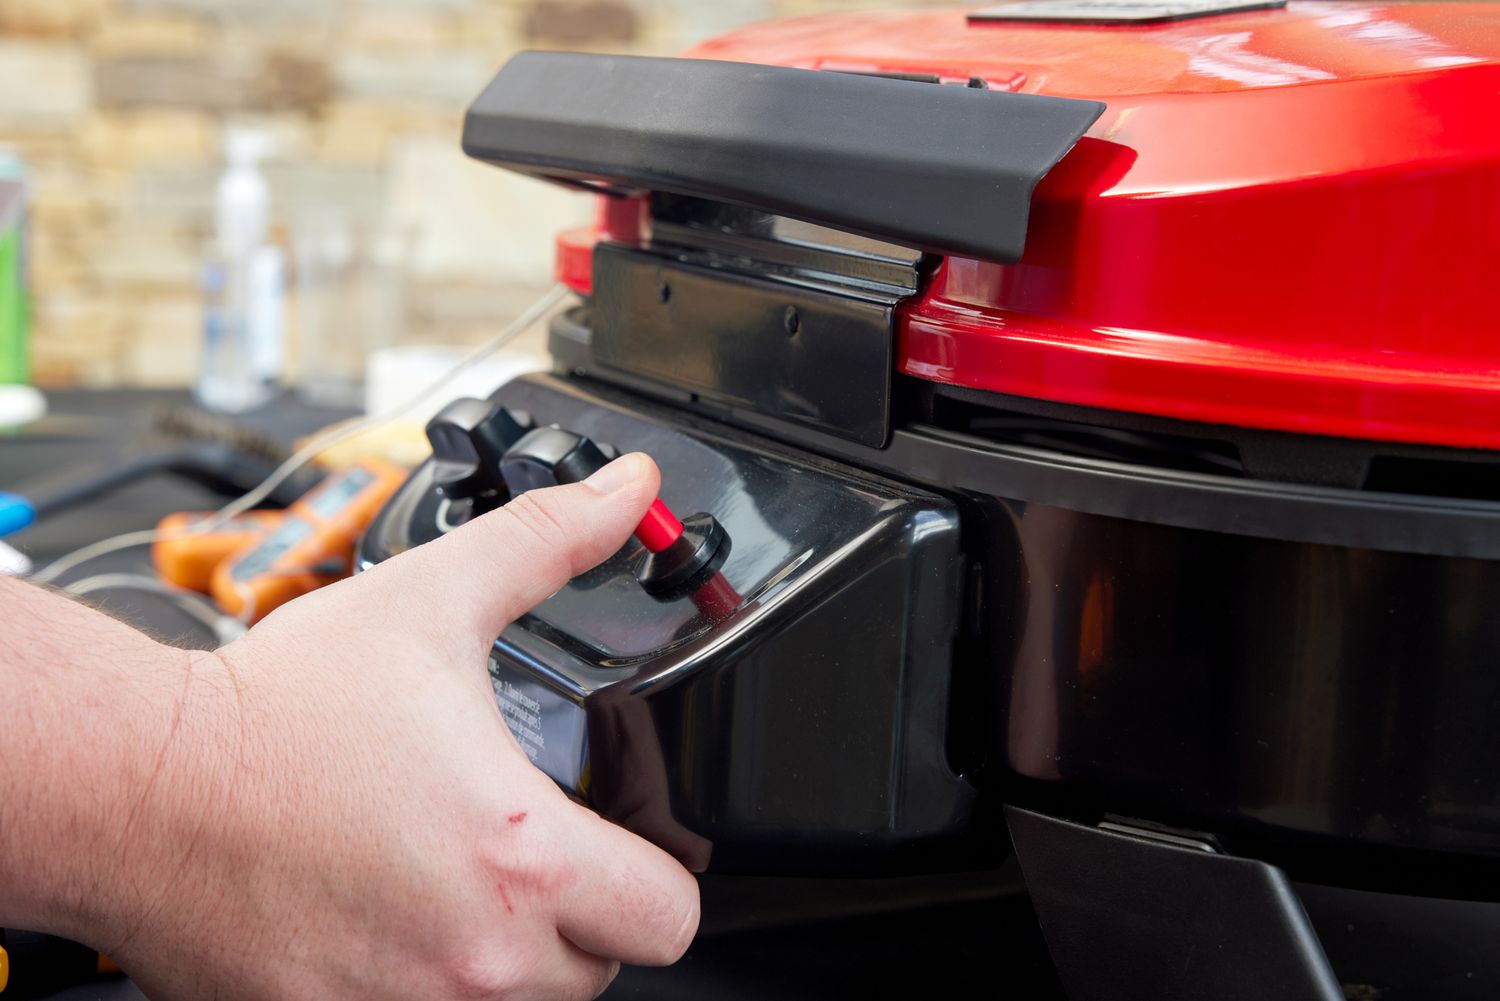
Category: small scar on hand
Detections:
[{"x1": 507, "y1": 811, "x2": 527, "y2": 825}]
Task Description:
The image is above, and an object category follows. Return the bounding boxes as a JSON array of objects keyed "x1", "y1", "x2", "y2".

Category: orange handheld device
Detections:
[
  {"x1": 151, "y1": 510, "x2": 286, "y2": 593},
  {"x1": 211, "y1": 461, "x2": 406, "y2": 623}
]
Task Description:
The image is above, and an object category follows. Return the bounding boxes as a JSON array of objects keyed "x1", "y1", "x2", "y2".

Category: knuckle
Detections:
[
  {"x1": 441, "y1": 943, "x2": 534, "y2": 1000},
  {"x1": 511, "y1": 834, "x2": 577, "y2": 899},
  {"x1": 480, "y1": 831, "x2": 575, "y2": 915},
  {"x1": 495, "y1": 490, "x2": 573, "y2": 554}
]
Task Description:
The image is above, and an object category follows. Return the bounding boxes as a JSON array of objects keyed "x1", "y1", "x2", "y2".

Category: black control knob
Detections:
[
  {"x1": 425, "y1": 398, "x2": 531, "y2": 509},
  {"x1": 499, "y1": 426, "x2": 612, "y2": 493},
  {"x1": 500, "y1": 427, "x2": 733, "y2": 604}
]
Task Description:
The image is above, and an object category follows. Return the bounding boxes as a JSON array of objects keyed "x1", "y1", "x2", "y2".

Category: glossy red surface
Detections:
[
  {"x1": 558, "y1": 3, "x2": 1500, "y2": 449},
  {"x1": 557, "y1": 195, "x2": 645, "y2": 296}
]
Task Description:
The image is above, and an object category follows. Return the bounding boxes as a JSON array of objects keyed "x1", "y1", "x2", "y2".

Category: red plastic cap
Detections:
[{"x1": 635, "y1": 499, "x2": 685, "y2": 553}]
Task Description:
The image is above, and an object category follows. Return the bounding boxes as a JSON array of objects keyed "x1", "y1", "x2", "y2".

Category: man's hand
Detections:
[{"x1": 0, "y1": 454, "x2": 699, "y2": 1000}]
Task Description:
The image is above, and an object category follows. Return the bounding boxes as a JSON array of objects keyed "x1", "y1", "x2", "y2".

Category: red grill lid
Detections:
[{"x1": 558, "y1": 3, "x2": 1500, "y2": 452}]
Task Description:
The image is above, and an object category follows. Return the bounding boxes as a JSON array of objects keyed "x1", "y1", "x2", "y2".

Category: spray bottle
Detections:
[{"x1": 196, "y1": 128, "x2": 285, "y2": 413}]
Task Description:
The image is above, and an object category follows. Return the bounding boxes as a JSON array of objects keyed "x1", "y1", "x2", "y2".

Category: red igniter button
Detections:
[{"x1": 635, "y1": 499, "x2": 685, "y2": 553}]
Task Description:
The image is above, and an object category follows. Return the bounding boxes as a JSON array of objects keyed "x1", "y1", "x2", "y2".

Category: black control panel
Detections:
[{"x1": 359, "y1": 374, "x2": 977, "y2": 874}]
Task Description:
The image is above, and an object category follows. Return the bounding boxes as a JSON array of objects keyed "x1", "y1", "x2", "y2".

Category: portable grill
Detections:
[{"x1": 360, "y1": 3, "x2": 1500, "y2": 997}]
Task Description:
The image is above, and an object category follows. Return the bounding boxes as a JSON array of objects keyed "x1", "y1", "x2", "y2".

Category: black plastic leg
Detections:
[{"x1": 1006, "y1": 807, "x2": 1343, "y2": 1001}]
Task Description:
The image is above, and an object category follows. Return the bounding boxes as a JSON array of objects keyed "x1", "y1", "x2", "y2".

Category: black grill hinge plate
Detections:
[{"x1": 590, "y1": 242, "x2": 911, "y2": 449}]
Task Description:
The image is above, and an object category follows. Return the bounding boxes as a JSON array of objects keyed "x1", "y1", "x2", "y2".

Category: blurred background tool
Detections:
[
  {"x1": 1, "y1": 387, "x2": 358, "y2": 646},
  {"x1": 211, "y1": 458, "x2": 404, "y2": 623},
  {"x1": 151, "y1": 508, "x2": 284, "y2": 593},
  {"x1": 20, "y1": 439, "x2": 317, "y2": 523}
]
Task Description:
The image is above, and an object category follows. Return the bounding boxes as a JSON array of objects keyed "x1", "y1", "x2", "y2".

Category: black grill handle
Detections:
[{"x1": 461, "y1": 51, "x2": 1105, "y2": 264}]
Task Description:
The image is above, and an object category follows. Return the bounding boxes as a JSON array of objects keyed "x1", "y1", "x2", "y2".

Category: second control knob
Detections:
[{"x1": 498, "y1": 426, "x2": 612, "y2": 494}]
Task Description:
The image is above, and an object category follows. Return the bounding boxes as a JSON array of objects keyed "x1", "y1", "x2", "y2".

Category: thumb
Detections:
[{"x1": 397, "y1": 452, "x2": 660, "y2": 643}]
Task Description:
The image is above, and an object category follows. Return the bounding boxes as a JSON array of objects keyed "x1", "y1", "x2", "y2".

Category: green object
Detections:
[{"x1": 0, "y1": 167, "x2": 31, "y2": 385}]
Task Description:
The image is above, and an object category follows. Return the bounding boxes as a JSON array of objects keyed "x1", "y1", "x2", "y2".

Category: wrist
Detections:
[
  {"x1": 0, "y1": 628, "x2": 239, "y2": 952},
  {"x1": 80, "y1": 650, "x2": 250, "y2": 954}
]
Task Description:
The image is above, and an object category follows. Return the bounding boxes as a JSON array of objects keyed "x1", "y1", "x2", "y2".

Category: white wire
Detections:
[{"x1": 32, "y1": 283, "x2": 569, "y2": 585}]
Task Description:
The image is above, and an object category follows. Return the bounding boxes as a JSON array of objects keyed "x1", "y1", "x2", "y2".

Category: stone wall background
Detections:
[{"x1": 0, "y1": 0, "x2": 947, "y2": 387}]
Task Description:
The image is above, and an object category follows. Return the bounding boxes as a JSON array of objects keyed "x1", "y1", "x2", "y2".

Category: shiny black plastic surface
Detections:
[
  {"x1": 651, "y1": 396, "x2": 1500, "y2": 880},
  {"x1": 591, "y1": 241, "x2": 903, "y2": 447},
  {"x1": 988, "y1": 496, "x2": 1500, "y2": 871},
  {"x1": 361, "y1": 374, "x2": 975, "y2": 874},
  {"x1": 1007, "y1": 808, "x2": 1343, "y2": 1001}
]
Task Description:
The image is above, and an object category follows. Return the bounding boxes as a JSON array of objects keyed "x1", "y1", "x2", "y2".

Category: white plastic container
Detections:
[{"x1": 196, "y1": 128, "x2": 285, "y2": 413}]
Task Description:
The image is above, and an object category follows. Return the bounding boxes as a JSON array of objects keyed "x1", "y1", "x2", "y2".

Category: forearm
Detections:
[{"x1": 0, "y1": 577, "x2": 215, "y2": 947}]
